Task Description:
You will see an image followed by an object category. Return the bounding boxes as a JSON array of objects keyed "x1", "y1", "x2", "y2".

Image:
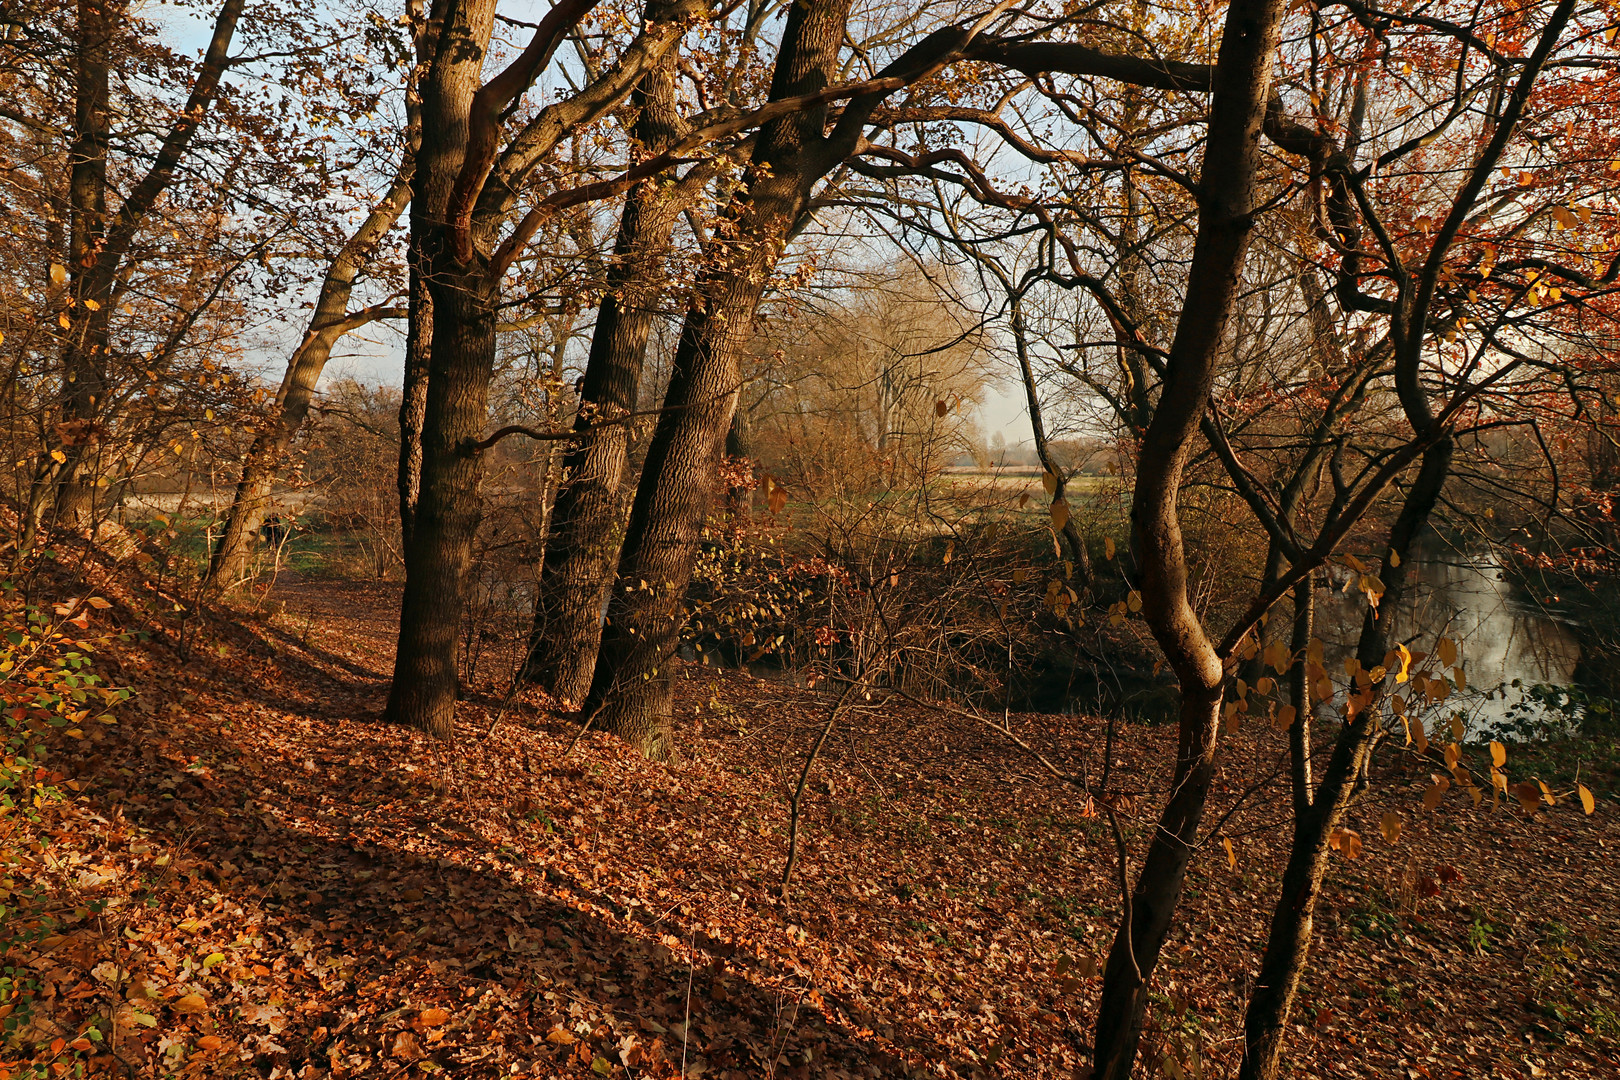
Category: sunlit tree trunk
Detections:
[
  {"x1": 583, "y1": 0, "x2": 856, "y2": 757},
  {"x1": 209, "y1": 172, "x2": 412, "y2": 592},
  {"x1": 523, "y1": 59, "x2": 684, "y2": 704}
]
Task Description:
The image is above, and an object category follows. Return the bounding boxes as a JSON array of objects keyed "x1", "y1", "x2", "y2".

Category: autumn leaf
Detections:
[
  {"x1": 1050, "y1": 498, "x2": 1070, "y2": 531},
  {"x1": 1223, "y1": 836, "x2": 1236, "y2": 870},
  {"x1": 1577, "y1": 783, "x2": 1596, "y2": 816},
  {"x1": 1379, "y1": 812, "x2": 1401, "y2": 845},
  {"x1": 172, "y1": 993, "x2": 208, "y2": 1015},
  {"x1": 1490, "y1": 741, "x2": 1506, "y2": 768},
  {"x1": 1512, "y1": 781, "x2": 1542, "y2": 814}
]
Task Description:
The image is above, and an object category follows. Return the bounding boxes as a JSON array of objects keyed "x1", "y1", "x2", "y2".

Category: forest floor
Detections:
[{"x1": 7, "y1": 558, "x2": 1620, "y2": 1080}]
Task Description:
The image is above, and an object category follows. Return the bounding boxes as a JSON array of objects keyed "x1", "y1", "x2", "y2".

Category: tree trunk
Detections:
[
  {"x1": 582, "y1": 0, "x2": 855, "y2": 757},
  {"x1": 209, "y1": 172, "x2": 413, "y2": 591},
  {"x1": 1011, "y1": 300, "x2": 1091, "y2": 588},
  {"x1": 49, "y1": 0, "x2": 245, "y2": 525},
  {"x1": 1091, "y1": 0, "x2": 1288, "y2": 1074},
  {"x1": 53, "y1": 0, "x2": 116, "y2": 527},
  {"x1": 523, "y1": 59, "x2": 684, "y2": 703},
  {"x1": 385, "y1": 263, "x2": 497, "y2": 737},
  {"x1": 384, "y1": 0, "x2": 500, "y2": 738},
  {"x1": 1238, "y1": 439, "x2": 1452, "y2": 1080}
]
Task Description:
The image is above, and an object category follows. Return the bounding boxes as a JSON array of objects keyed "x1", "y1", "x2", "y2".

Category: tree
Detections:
[{"x1": 384, "y1": 0, "x2": 715, "y2": 736}]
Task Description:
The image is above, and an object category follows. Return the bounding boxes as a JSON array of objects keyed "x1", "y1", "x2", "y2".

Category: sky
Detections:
[{"x1": 157, "y1": 0, "x2": 1039, "y2": 447}]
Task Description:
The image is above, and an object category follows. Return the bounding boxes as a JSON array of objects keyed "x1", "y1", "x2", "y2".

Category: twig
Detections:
[
  {"x1": 681, "y1": 930, "x2": 695, "y2": 1077},
  {"x1": 781, "y1": 678, "x2": 860, "y2": 898}
]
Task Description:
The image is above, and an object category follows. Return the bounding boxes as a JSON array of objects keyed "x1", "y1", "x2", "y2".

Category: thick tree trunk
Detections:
[
  {"x1": 385, "y1": 263, "x2": 498, "y2": 737},
  {"x1": 1091, "y1": 0, "x2": 1288, "y2": 1074},
  {"x1": 582, "y1": 0, "x2": 855, "y2": 757},
  {"x1": 209, "y1": 173, "x2": 412, "y2": 591},
  {"x1": 523, "y1": 60, "x2": 684, "y2": 703},
  {"x1": 384, "y1": 0, "x2": 499, "y2": 738}
]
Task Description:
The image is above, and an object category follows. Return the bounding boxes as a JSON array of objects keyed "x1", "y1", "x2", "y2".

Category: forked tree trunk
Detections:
[
  {"x1": 1238, "y1": 439, "x2": 1451, "y2": 1079},
  {"x1": 523, "y1": 60, "x2": 684, "y2": 703},
  {"x1": 1091, "y1": 0, "x2": 1289, "y2": 1074},
  {"x1": 209, "y1": 172, "x2": 412, "y2": 592},
  {"x1": 1237, "y1": 2, "x2": 1572, "y2": 1068},
  {"x1": 582, "y1": 0, "x2": 857, "y2": 757}
]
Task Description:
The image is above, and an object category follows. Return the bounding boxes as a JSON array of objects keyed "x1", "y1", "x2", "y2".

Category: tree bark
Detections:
[
  {"x1": 1238, "y1": 439, "x2": 1451, "y2": 1080},
  {"x1": 208, "y1": 173, "x2": 412, "y2": 591},
  {"x1": 581, "y1": 0, "x2": 856, "y2": 758},
  {"x1": 1091, "y1": 0, "x2": 1288, "y2": 1074},
  {"x1": 384, "y1": 0, "x2": 500, "y2": 738},
  {"x1": 522, "y1": 58, "x2": 685, "y2": 704},
  {"x1": 399, "y1": 264, "x2": 432, "y2": 547}
]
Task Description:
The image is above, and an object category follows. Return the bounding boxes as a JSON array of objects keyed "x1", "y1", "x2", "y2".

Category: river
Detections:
[{"x1": 1313, "y1": 543, "x2": 1583, "y2": 739}]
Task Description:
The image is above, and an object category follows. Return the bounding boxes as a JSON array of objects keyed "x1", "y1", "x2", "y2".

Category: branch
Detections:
[{"x1": 446, "y1": 0, "x2": 605, "y2": 264}]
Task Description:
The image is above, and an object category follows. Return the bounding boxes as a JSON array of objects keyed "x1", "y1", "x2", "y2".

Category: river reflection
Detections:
[{"x1": 1314, "y1": 544, "x2": 1582, "y2": 737}]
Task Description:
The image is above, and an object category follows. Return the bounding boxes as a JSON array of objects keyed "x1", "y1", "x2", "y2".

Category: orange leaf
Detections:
[{"x1": 1578, "y1": 783, "x2": 1596, "y2": 816}]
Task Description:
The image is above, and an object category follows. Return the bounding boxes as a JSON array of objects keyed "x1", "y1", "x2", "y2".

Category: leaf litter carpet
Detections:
[{"x1": 16, "y1": 575, "x2": 1620, "y2": 1079}]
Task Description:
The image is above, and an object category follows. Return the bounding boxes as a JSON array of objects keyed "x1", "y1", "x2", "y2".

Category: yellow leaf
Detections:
[
  {"x1": 1537, "y1": 779, "x2": 1556, "y2": 806},
  {"x1": 546, "y1": 1027, "x2": 576, "y2": 1046},
  {"x1": 1449, "y1": 715, "x2": 1465, "y2": 743},
  {"x1": 59, "y1": 313, "x2": 72, "y2": 328},
  {"x1": 418, "y1": 1007, "x2": 451, "y2": 1026},
  {"x1": 1395, "y1": 643, "x2": 1412, "y2": 683},
  {"x1": 1379, "y1": 811, "x2": 1401, "y2": 844},
  {"x1": 1223, "y1": 837, "x2": 1236, "y2": 870},
  {"x1": 172, "y1": 993, "x2": 208, "y2": 1015},
  {"x1": 50, "y1": 263, "x2": 66, "y2": 284},
  {"x1": 83, "y1": 298, "x2": 100, "y2": 311},
  {"x1": 1274, "y1": 704, "x2": 1296, "y2": 731},
  {"x1": 1490, "y1": 741, "x2": 1506, "y2": 768},
  {"x1": 1126, "y1": 589, "x2": 1142, "y2": 613},
  {"x1": 1104, "y1": 536, "x2": 1116, "y2": 561},
  {"x1": 1256, "y1": 676, "x2": 1275, "y2": 696},
  {"x1": 1050, "y1": 499, "x2": 1070, "y2": 532},
  {"x1": 1578, "y1": 783, "x2": 1596, "y2": 816},
  {"x1": 50, "y1": 449, "x2": 66, "y2": 464},
  {"x1": 1388, "y1": 548, "x2": 1401, "y2": 568},
  {"x1": 1042, "y1": 471, "x2": 1058, "y2": 497}
]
